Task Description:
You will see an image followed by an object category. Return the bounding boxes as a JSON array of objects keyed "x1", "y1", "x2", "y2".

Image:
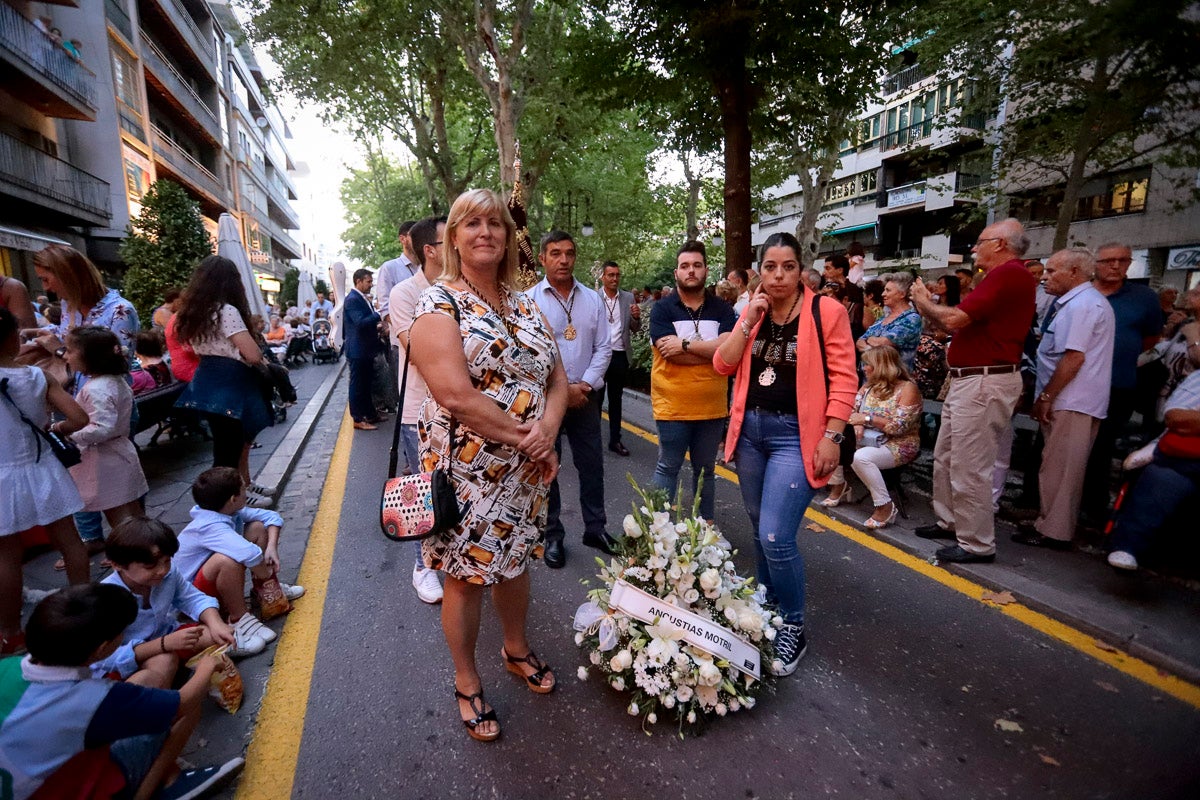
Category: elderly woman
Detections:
[
  {"x1": 1152, "y1": 286, "x2": 1200, "y2": 423},
  {"x1": 849, "y1": 345, "x2": 923, "y2": 528},
  {"x1": 409, "y1": 189, "x2": 567, "y2": 742},
  {"x1": 714, "y1": 232, "x2": 857, "y2": 677},
  {"x1": 26, "y1": 245, "x2": 139, "y2": 361},
  {"x1": 857, "y1": 272, "x2": 922, "y2": 369}
]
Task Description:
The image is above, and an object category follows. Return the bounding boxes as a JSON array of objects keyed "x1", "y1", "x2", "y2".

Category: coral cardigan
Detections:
[{"x1": 713, "y1": 290, "x2": 858, "y2": 489}]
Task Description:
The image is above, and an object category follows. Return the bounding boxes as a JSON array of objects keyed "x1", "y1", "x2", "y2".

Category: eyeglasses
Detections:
[{"x1": 972, "y1": 237, "x2": 1003, "y2": 249}]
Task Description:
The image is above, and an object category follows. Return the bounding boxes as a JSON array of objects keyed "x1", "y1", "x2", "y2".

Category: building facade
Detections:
[
  {"x1": 0, "y1": 0, "x2": 301, "y2": 306},
  {"x1": 753, "y1": 55, "x2": 1200, "y2": 292}
]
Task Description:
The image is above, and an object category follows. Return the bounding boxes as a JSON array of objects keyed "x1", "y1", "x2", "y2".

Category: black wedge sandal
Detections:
[
  {"x1": 501, "y1": 647, "x2": 556, "y2": 694},
  {"x1": 454, "y1": 688, "x2": 500, "y2": 742}
]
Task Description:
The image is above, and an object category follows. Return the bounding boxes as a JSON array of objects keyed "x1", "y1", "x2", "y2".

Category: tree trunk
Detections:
[
  {"x1": 794, "y1": 152, "x2": 839, "y2": 266},
  {"x1": 682, "y1": 151, "x2": 701, "y2": 240},
  {"x1": 1052, "y1": 56, "x2": 1109, "y2": 251},
  {"x1": 715, "y1": 66, "x2": 752, "y2": 273}
]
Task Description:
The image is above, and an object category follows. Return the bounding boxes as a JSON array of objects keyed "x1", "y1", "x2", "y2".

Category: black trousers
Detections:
[
  {"x1": 605, "y1": 350, "x2": 629, "y2": 446},
  {"x1": 1081, "y1": 387, "x2": 1137, "y2": 523}
]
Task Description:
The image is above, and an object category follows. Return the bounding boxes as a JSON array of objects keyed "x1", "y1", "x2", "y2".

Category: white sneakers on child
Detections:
[
  {"x1": 413, "y1": 564, "x2": 443, "y2": 604},
  {"x1": 280, "y1": 582, "x2": 305, "y2": 601},
  {"x1": 229, "y1": 613, "x2": 272, "y2": 657}
]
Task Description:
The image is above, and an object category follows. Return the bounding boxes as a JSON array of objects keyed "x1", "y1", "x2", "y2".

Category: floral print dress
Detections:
[
  {"x1": 859, "y1": 307, "x2": 923, "y2": 370},
  {"x1": 415, "y1": 284, "x2": 559, "y2": 585}
]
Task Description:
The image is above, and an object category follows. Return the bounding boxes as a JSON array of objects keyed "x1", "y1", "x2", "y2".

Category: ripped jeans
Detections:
[{"x1": 735, "y1": 409, "x2": 815, "y2": 626}]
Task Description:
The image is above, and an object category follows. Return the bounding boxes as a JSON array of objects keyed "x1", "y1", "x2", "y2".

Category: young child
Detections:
[
  {"x1": 61, "y1": 326, "x2": 148, "y2": 529},
  {"x1": 132, "y1": 330, "x2": 172, "y2": 394},
  {"x1": 0, "y1": 584, "x2": 244, "y2": 800},
  {"x1": 175, "y1": 467, "x2": 305, "y2": 653},
  {"x1": 0, "y1": 308, "x2": 91, "y2": 654},
  {"x1": 95, "y1": 516, "x2": 239, "y2": 679}
]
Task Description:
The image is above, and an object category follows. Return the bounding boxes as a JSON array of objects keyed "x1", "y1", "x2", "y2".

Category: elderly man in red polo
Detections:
[{"x1": 909, "y1": 218, "x2": 1037, "y2": 563}]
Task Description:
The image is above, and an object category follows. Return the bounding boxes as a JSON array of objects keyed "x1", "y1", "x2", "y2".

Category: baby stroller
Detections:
[{"x1": 311, "y1": 319, "x2": 338, "y2": 364}]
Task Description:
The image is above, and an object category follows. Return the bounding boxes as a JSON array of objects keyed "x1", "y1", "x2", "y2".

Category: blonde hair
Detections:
[
  {"x1": 34, "y1": 244, "x2": 105, "y2": 311},
  {"x1": 439, "y1": 189, "x2": 519, "y2": 288},
  {"x1": 861, "y1": 343, "x2": 910, "y2": 400}
]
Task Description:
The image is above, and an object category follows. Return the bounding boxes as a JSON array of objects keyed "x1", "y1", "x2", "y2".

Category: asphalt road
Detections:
[{"x1": 275, "y1": 400, "x2": 1200, "y2": 800}]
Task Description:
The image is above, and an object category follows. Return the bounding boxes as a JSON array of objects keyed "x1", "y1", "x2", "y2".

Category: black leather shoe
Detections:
[
  {"x1": 582, "y1": 531, "x2": 620, "y2": 556},
  {"x1": 935, "y1": 544, "x2": 995, "y2": 564},
  {"x1": 544, "y1": 540, "x2": 566, "y2": 569},
  {"x1": 1011, "y1": 528, "x2": 1072, "y2": 551},
  {"x1": 608, "y1": 441, "x2": 630, "y2": 457},
  {"x1": 915, "y1": 524, "x2": 955, "y2": 540}
]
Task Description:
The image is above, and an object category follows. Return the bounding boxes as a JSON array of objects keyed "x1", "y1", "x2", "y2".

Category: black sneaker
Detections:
[
  {"x1": 769, "y1": 624, "x2": 807, "y2": 676},
  {"x1": 159, "y1": 758, "x2": 244, "y2": 800}
]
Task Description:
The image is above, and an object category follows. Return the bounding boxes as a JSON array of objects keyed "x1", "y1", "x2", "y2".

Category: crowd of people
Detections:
[{"x1": 2, "y1": 192, "x2": 1197, "y2": 781}]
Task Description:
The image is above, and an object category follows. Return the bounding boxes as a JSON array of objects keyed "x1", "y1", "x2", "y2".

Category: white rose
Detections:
[
  {"x1": 610, "y1": 649, "x2": 633, "y2": 671},
  {"x1": 647, "y1": 712, "x2": 658, "y2": 724},
  {"x1": 577, "y1": 666, "x2": 588, "y2": 680},
  {"x1": 699, "y1": 569, "x2": 721, "y2": 592},
  {"x1": 628, "y1": 702, "x2": 639, "y2": 716},
  {"x1": 662, "y1": 695, "x2": 676, "y2": 709},
  {"x1": 765, "y1": 627, "x2": 776, "y2": 641},
  {"x1": 738, "y1": 611, "x2": 761, "y2": 632},
  {"x1": 590, "y1": 651, "x2": 602, "y2": 665},
  {"x1": 676, "y1": 684, "x2": 694, "y2": 702},
  {"x1": 699, "y1": 662, "x2": 722, "y2": 687},
  {"x1": 611, "y1": 676, "x2": 626, "y2": 691},
  {"x1": 683, "y1": 588, "x2": 700, "y2": 605},
  {"x1": 729, "y1": 698, "x2": 740, "y2": 712},
  {"x1": 623, "y1": 514, "x2": 643, "y2": 538},
  {"x1": 772, "y1": 615, "x2": 784, "y2": 628},
  {"x1": 687, "y1": 710, "x2": 697, "y2": 724},
  {"x1": 715, "y1": 702, "x2": 728, "y2": 716},
  {"x1": 667, "y1": 564, "x2": 682, "y2": 581}
]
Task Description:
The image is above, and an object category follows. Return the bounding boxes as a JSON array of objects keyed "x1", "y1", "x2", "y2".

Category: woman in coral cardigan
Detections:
[{"x1": 714, "y1": 232, "x2": 858, "y2": 677}]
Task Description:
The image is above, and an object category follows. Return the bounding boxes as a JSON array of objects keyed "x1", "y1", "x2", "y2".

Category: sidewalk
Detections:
[{"x1": 617, "y1": 388, "x2": 1200, "y2": 685}]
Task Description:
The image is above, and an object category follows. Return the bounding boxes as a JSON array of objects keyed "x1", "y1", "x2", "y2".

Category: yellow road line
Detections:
[
  {"x1": 614, "y1": 415, "x2": 1200, "y2": 709},
  {"x1": 237, "y1": 410, "x2": 354, "y2": 799}
]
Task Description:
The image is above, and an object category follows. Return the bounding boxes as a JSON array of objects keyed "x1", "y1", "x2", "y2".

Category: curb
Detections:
[{"x1": 254, "y1": 360, "x2": 346, "y2": 498}]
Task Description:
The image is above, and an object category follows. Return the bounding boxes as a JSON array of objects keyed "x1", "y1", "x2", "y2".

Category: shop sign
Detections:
[{"x1": 1167, "y1": 246, "x2": 1200, "y2": 271}]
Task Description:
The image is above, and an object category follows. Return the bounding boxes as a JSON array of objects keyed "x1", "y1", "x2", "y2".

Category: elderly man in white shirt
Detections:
[
  {"x1": 389, "y1": 216, "x2": 446, "y2": 604},
  {"x1": 1014, "y1": 248, "x2": 1116, "y2": 549}
]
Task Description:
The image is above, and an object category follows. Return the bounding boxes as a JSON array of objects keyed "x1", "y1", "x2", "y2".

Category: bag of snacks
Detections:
[
  {"x1": 186, "y1": 645, "x2": 243, "y2": 714},
  {"x1": 253, "y1": 573, "x2": 292, "y2": 620}
]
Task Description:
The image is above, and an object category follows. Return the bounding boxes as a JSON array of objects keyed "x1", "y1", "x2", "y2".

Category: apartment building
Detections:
[
  {"x1": 753, "y1": 55, "x2": 1200, "y2": 292},
  {"x1": 0, "y1": 0, "x2": 302, "y2": 304}
]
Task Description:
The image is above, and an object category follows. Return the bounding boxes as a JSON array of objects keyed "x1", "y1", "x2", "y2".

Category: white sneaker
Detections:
[
  {"x1": 245, "y1": 490, "x2": 274, "y2": 509},
  {"x1": 228, "y1": 615, "x2": 268, "y2": 657},
  {"x1": 279, "y1": 582, "x2": 305, "y2": 601},
  {"x1": 412, "y1": 565, "x2": 443, "y2": 604},
  {"x1": 240, "y1": 612, "x2": 277, "y2": 643},
  {"x1": 1107, "y1": 550, "x2": 1138, "y2": 571}
]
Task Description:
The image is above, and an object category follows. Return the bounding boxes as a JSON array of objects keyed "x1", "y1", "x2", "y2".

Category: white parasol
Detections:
[
  {"x1": 328, "y1": 260, "x2": 347, "y2": 348},
  {"x1": 297, "y1": 269, "x2": 317, "y2": 315},
  {"x1": 216, "y1": 213, "x2": 269, "y2": 322}
]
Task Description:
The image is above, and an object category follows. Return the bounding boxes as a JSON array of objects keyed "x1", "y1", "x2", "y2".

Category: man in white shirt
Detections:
[
  {"x1": 313, "y1": 292, "x2": 334, "y2": 320},
  {"x1": 599, "y1": 260, "x2": 641, "y2": 456},
  {"x1": 390, "y1": 216, "x2": 446, "y2": 603},
  {"x1": 1014, "y1": 248, "x2": 1115, "y2": 549},
  {"x1": 533, "y1": 231, "x2": 614, "y2": 568}
]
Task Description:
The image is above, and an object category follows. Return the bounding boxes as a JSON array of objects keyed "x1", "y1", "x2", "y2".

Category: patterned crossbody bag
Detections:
[{"x1": 379, "y1": 298, "x2": 469, "y2": 541}]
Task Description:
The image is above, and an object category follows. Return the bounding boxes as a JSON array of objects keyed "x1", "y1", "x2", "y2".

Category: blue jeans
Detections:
[
  {"x1": 401, "y1": 422, "x2": 425, "y2": 569},
  {"x1": 735, "y1": 410, "x2": 815, "y2": 626},
  {"x1": 652, "y1": 418, "x2": 724, "y2": 520},
  {"x1": 75, "y1": 511, "x2": 103, "y2": 544},
  {"x1": 1110, "y1": 452, "x2": 1200, "y2": 558}
]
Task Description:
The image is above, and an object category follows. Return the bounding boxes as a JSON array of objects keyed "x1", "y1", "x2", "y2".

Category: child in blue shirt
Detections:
[
  {"x1": 176, "y1": 467, "x2": 305, "y2": 657},
  {"x1": 94, "y1": 516, "x2": 236, "y2": 686},
  {"x1": 0, "y1": 584, "x2": 243, "y2": 800}
]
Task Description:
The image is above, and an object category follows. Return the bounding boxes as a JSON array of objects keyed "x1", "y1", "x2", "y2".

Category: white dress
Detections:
[{"x1": 0, "y1": 366, "x2": 84, "y2": 536}]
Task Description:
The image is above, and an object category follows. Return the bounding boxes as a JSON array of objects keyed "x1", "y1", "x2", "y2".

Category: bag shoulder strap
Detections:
[
  {"x1": 811, "y1": 292, "x2": 830, "y2": 397},
  {"x1": 387, "y1": 290, "x2": 460, "y2": 479},
  {"x1": 0, "y1": 376, "x2": 47, "y2": 461}
]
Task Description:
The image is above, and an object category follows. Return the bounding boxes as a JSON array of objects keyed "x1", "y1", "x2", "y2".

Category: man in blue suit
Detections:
[{"x1": 344, "y1": 268, "x2": 384, "y2": 430}]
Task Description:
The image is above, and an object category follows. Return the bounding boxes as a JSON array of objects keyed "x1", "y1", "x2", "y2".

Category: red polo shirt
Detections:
[{"x1": 947, "y1": 259, "x2": 1036, "y2": 367}]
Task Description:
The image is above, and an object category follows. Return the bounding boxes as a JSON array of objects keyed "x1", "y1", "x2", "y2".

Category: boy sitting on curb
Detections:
[
  {"x1": 0, "y1": 584, "x2": 244, "y2": 800},
  {"x1": 175, "y1": 467, "x2": 304, "y2": 656},
  {"x1": 94, "y1": 516, "x2": 239, "y2": 680}
]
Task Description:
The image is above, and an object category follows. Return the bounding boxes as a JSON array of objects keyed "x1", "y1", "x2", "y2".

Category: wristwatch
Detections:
[
  {"x1": 1038, "y1": 391, "x2": 1053, "y2": 403},
  {"x1": 681, "y1": 338, "x2": 691, "y2": 353},
  {"x1": 823, "y1": 429, "x2": 845, "y2": 444}
]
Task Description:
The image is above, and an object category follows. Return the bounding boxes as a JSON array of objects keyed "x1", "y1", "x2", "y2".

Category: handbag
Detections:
[
  {"x1": 379, "y1": 299, "x2": 469, "y2": 542},
  {"x1": 0, "y1": 376, "x2": 82, "y2": 468}
]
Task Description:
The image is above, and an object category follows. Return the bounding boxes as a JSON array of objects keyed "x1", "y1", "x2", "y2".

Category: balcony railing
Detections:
[
  {"x1": 882, "y1": 119, "x2": 934, "y2": 150},
  {"x1": 0, "y1": 132, "x2": 110, "y2": 223},
  {"x1": 882, "y1": 63, "x2": 928, "y2": 96},
  {"x1": 886, "y1": 181, "x2": 927, "y2": 209},
  {"x1": 150, "y1": 0, "x2": 215, "y2": 73},
  {"x1": 151, "y1": 125, "x2": 229, "y2": 206},
  {"x1": 258, "y1": 212, "x2": 300, "y2": 259},
  {"x1": 142, "y1": 38, "x2": 221, "y2": 141},
  {"x1": 105, "y1": 0, "x2": 134, "y2": 42},
  {"x1": 265, "y1": 178, "x2": 300, "y2": 227},
  {"x1": 0, "y1": 3, "x2": 97, "y2": 111}
]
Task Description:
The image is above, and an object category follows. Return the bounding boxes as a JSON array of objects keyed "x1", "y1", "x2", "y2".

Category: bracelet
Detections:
[
  {"x1": 740, "y1": 320, "x2": 752, "y2": 338},
  {"x1": 159, "y1": 636, "x2": 167, "y2": 654}
]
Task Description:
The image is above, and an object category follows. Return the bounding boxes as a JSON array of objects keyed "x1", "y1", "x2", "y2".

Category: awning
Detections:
[
  {"x1": 0, "y1": 225, "x2": 70, "y2": 252},
  {"x1": 829, "y1": 222, "x2": 875, "y2": 236}
]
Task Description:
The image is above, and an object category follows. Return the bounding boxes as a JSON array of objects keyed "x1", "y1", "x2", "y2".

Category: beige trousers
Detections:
[
  {"x1": 932, "y1": 372, "x2": 1023, "y2": 555},
  {"x1": 1036, "y1": 410, "x2": 1101, "y2": 542}
]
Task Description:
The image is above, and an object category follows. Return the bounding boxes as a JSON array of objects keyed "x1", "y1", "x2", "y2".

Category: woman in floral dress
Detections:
[{"x1": 410, "y1": 189, "x2": 567, "y2": 742}]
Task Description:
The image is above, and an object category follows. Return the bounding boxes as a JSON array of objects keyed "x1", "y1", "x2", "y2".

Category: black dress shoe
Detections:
[
  {"x1": 915, "y1": 524, "x2": 955, "y2": 540},
  {"x1": 935, "y1": 544, "x2": 996, "y2": 563},
  {"x1": 582, "y1": 531, "x2": 620, "y2": 556},
  {"x1": 608, "y1": 441, "x2": 631, "y2": 457},
  {"x1": 544, "y1": 540, "x2": 566, "y2": 569},
  {"x1": 1011, "y1": 528, "x2": 1072, "y2": 551}
]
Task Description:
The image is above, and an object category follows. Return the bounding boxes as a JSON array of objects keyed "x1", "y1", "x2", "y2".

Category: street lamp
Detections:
[
  {"x1": 557, "y1": 190, "x2": 595, "y2": 237},
  {"x1": 582, "y1": 220, "x2": 595, "y2": 237}
]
